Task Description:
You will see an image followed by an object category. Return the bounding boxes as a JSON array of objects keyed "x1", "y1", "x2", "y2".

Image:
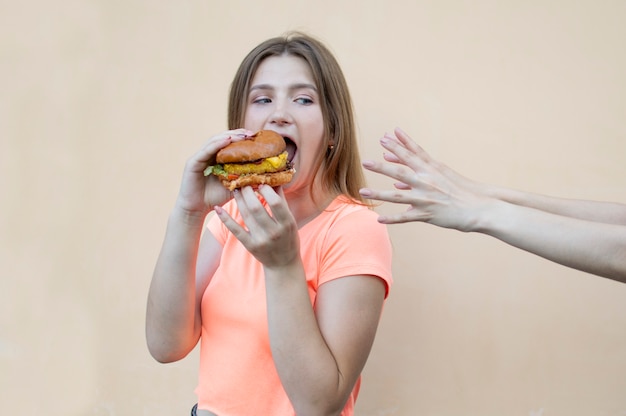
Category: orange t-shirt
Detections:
[{"x1": 195, "y1": 196, "x2": 393, "y2": 415}]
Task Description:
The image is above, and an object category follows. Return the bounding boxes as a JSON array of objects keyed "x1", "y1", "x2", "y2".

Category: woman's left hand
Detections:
[{"x1": 214, "y1": 185, "x2": 301, "y2": 269}]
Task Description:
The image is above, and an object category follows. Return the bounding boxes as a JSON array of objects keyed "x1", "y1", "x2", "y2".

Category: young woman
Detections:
[
  {"x1": 360, "y1": 127, "x2": 626, "y2": 283},
  {"x1": 146, "y1": 33, "x2": 393, "y2": 416}
]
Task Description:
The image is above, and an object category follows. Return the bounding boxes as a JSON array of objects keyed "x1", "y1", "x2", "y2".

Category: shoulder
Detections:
[
  {"x1": 325, "y1": 195, "x2": 380, "y2": 221},
  {"x1": 319, "y1": 196, "x2": 392, "y2": 260},
  {"x1": 323, "y1": 196, "x2": 388, "y2": 236}
]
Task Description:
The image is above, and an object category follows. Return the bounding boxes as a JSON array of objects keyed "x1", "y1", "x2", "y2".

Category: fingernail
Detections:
[
  {"x1": 359, "y1": 188, "x2": 372, "y2": 196},
  {"x1": 362, "y1": 160, "x2": 374, "y2": 168}
]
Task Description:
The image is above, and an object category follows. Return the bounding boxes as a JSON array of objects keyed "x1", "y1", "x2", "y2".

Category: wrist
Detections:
[
  {"x1": 471, "y1": 198, "x2": 513, "y2": 234},
  {"x1": 170, "y1": 203, "x2": 211, "y2": 228},
  {"x1": 263, "y1": 258, "x2": 305, "y2": 281},
  {"x1": 483, "y1": 183, "x2": 519, "y2": 204}
]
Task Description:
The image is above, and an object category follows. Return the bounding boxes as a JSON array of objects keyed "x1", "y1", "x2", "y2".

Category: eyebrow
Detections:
[{"x1": 249, "y1": 83, "x2": 318, "y2": 93}]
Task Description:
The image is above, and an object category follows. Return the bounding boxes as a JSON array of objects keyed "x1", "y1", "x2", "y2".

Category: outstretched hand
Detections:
[{"x1": 359, "y1": 127, "x2": 486, "y2": 231}]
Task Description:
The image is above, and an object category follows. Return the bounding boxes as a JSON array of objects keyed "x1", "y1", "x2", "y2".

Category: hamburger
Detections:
[{"x1": 203, "y1": 130, "x2": 295, "y2": 191}]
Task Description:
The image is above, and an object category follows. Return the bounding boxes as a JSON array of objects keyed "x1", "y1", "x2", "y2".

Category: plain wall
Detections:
[{"x1": 2, "y1": 1, "x2": 625, "y2": 415}]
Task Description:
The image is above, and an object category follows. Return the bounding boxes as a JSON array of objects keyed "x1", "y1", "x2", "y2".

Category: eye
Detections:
[
  {"x1": 252, "y1": 97, "x2": 271, "y2": 104},
  {"x1": 295, "y1": 97, "x2": 314, "y2": 105}
]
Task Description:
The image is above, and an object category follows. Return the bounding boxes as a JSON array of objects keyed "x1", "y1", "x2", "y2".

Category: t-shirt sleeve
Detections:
[{"x1": 319, "y1": 208, "x2": 393, "y2": 298}]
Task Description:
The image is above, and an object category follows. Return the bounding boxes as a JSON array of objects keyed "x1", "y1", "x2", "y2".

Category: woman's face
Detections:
[{"x1": 244, "y1": 54, "x2": 325, "y2": 194}]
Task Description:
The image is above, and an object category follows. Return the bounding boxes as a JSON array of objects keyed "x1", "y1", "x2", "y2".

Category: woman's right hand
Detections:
[{"x1": 175, "y1": 129, "x2": 252, "y2": 218}]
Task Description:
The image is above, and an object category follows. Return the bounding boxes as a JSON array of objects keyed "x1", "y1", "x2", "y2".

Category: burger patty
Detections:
[{"x1": 223, "y1": 151, "x2": 288, "y2": 176}]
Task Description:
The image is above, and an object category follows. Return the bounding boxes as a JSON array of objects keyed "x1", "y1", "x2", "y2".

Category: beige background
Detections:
[{"x1": 2, "y1": 1, "x2": 625, "y2": 415}]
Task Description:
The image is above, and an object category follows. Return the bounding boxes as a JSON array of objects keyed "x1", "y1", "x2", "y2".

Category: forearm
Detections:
[
  {"x1": 474, "y1": 199, "x2": 626, "y2": 283},
  {"x1": 486, "y1": 185, "x2": 626, "y2": 225},
  {"x1": 146, "y1": 208, "x2": 206, "y2": 362},
  {"x1": 264, "y1": 263, "x2": 350, "y2": 416}
]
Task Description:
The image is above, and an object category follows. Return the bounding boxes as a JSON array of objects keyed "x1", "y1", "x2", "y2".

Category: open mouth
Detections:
[{"x1": 283, "y1": 137, "x2": 296, "y2": 164}]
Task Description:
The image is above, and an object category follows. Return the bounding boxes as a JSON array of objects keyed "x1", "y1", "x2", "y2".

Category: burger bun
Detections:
[
  {"x1": 220, "y1": 169, "x2": 295, "y2": 191},
  {"x1": 217, "y1": 130, "x2": 286, "y2": 164}
]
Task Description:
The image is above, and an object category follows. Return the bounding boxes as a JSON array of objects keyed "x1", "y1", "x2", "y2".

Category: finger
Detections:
[
  {"x1": 257, "y1": 185, "x2": 292, "y2": 223},
  {"x1": 377, "y1": 210, "x2": 431, "y2": 225},
  {"x1": 196, "y1": 135, "x2": 231, "y2": 163},
  {"x1": 383, "y1": 152, "x2": 401, "y2": 163},
  {"x1": 394, "y1": 127, "x2": 427, "y2": 156},
  {"x1": 378, "y1": 139, "x2": 423, "y2": 173},
  {"x1": 201, "y1": 129, "x2": 254, "y2": 155},
  {"x1": 192, "y1": 131, "x2": 245, "y2": 172},
  {"x1": 201, "y1": 129, "x2": 246, "y2": 148},
  {"x1": 394, "y1": 182, "x2": 411, "y2": 190},
  {"x1": 359, "y1": 187, "x2": 417, "y2": 205},
  {"x1": 236, "y1": 186, "x2": 274, "y2": 230},
  {"x1": 237, "y1": 128, "x2": 255, "y2": 136},
  {"x1": 394, "y1": 127, "x2": 432, "y2": 161},
  {"x1": 231, "y1": 128, "x2": 255, "y2": 142},
  {"x1": 226, "y1": 128, "x2": 254, "y2": 139},
  {"x1": 382, "y1": 131, "x2": 402, "y2": 143},
  {"x1": 214, "y1": 204, "x2": 250, "y2": 243},
  {"x1": 379, "y1": 128, "x2": 436, "y2": 170},
  {"x1": 361, "y1": 159, "x2": 418, "y2": 185}
]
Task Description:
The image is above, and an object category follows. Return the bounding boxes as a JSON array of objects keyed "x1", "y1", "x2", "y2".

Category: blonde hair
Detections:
[{"x1": 227, "y1": 32, "x2": 367, "y2": 204}]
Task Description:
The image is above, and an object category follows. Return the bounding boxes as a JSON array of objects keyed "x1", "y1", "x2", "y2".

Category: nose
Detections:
[{"x1": 268, "y1": 100, "x2": 293, "y2": 127}]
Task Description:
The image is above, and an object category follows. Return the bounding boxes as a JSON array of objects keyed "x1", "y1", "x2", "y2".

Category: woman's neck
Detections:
[{"x1": 287, "y1": 186, "x2": 336, "y2": 229}]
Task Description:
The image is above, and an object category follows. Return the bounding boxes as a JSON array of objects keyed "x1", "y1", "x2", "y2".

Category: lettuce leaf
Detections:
[{"x1": 203, "y1": 164, "x2": 226, "y2": 177}]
